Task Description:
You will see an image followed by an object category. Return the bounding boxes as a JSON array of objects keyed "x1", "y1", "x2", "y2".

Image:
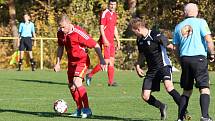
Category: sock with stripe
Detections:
[
  {"x1": 78, "y1": 86, "x2": 89, "y2": 108},
  {"x1": 70, "y1": 88, "x2": 83, "y2": 110}
]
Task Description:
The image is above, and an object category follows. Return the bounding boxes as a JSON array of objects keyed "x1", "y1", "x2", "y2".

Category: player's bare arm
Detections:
[
  {"x1": 94, "y1": 43, "x2": 107, "y2": 71},
  {"x1": 54, "y1": 45, "x2": 64, "y2": 72},
  {"x1": 167, "y1": 44, "x2": 174, "y2": 50},
  {"x1": 135, "y1": 53, "x2": 145, "y2": 77},
  {"x1": 205, "y1": 34, "x2": 215, "y2": 62},
  {"x1": 114, "y1": 26, "x2": 120, "y2": 50},
  {"x1": 100, "y1": 25, "x2": 109, "y2": 47}
]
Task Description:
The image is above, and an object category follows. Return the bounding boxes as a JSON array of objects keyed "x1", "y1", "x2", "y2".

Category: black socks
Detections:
[
  {"x1": 200, "y1": 94, "x2": 210, "y2": 118},
  {"x1": 168, "y1": 89, "x2": 181, "y2": 106},
  {"x1": 178, "y1": 95, "x2": 189, "y2": 119},
  {"x1": 147, "y1": 95, "x2": 164, "y2": 109}
]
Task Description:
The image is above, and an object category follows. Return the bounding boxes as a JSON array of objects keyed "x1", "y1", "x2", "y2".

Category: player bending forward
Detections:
[
  {"x1": 54, "y1": 15, "x2": 106, "y2": 118},
  {"x1": 130, "y1": 18, "x2": 189, "y2": 120}
]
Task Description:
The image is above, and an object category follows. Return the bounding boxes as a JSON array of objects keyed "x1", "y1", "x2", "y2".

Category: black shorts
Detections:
[
  {"x1": 142, "y1": 66, "x2": 172, "y2": 92},
  {"x1": 19, "y1": 37, "x2": 32, "y2": 51},
  {"x1": 180, "y1": 56, "x2": 209, "y2": 90}
]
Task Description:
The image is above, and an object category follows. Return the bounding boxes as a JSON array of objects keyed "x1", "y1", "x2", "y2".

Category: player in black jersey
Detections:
[{"x1": 130, "y1": 18, "x2": 188, "y2": 120}]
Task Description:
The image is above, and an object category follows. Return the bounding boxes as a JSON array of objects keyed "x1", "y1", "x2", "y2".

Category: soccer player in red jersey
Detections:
[
  {"x1": 86, "y1": 0, "x2": 120, "y2": 86},
  {"x1": 54, "y1": 15, "x2": 106, "y2": 118}
]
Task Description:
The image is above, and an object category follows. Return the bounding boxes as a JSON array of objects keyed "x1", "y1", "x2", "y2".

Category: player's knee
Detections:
[
  {"x1": 73, "y1": 77, "x2": 83, "y2": 87},
  {"x1": 164, "y1": 80, "x2": 174, "y2": 91},
  {"x1": 165, "y1": 85, "x2": 174, "y2": 92},
  {"x1": 200, "y1": 87, "x2": 210, "y2": 95},
  {"x1": 109, "y1": 58, "x2": 115, "y2": 66},
  {"x1": 141, "y1": 93, "x2": 150, "y2": 101},
  {"x1": 68, "y1": 84, "x2": 75, "y2": 91}
]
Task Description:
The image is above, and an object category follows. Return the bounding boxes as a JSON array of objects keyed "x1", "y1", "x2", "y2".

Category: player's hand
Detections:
[
  {"x1": 100, "y1": 60, "x2": 107, "y2": 71},
  {"x1": 209, "y1": 54, "x2": 215, "y2": 62},
  {"x1": 33, "y1": 38, "x2": 36, "y2": 47},
  {"x1": 136, "y1": 66, "x2": 145, "y2": 78},
  {"x1": 116, "y1": 41, "x2": 120, "y2": 50},
  {"x1": 104, "y1": 40, "x2": 110, "y2": 47},
  {"x1": 54, "y1": 64, "x2": 61, "y2": 72},
  {"x1": 167, "y1": 44, "x2": 174, "y2": 50}
]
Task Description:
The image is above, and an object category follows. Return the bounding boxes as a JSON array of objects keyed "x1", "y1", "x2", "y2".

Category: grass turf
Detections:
[{"x1": 0, "y1": 70, "x2": 214, "y2": 121}]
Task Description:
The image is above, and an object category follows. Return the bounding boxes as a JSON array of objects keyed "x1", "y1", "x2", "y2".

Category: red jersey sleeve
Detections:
[
  {"x1": 57, "y1": 30, "x2": 65, "y2": 46},
  {"x1": 75, "y1": 27, "x2": 97, "y2": 48},
  {"x1": 80, "y1": 37, "x2": 97, "y2": 49},
  {"x1": 100, "y1": 11, "x2": 107, "y2": 25}
]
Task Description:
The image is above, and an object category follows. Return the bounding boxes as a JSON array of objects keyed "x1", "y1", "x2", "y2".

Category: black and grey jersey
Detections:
[{"x1": 136, "y1": 29, "x2": 171, "y2": 69}]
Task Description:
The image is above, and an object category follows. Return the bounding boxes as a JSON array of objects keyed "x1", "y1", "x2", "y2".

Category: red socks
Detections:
[
  {"x1": 78, "y1": 86, "x2": 89, "y2": 108},
  {"x1": 89, "y1": 64, "x2": 101, "y2": 77},
  {"x1": 71, "y1": 88, "x2": 83, "y2": 110},
  {"x1": 108, "y1": 65, "x2": 114, "y2": 84},
  {"x1": 70, "y1": 86, "x2": 89, "y2": 109}
]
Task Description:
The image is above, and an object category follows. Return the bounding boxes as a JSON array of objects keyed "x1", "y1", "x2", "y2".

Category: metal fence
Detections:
[{"x1": 0, "y1": 37, "x2": 136, "y2": 70}]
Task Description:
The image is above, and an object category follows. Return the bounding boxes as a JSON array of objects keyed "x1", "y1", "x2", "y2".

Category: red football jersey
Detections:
[
  {"x1": 57, "y1": 25, "x2": 97, "y2": 65},
  {"x1": 99, "y1": 9, "x2": 117, "y2": 44}
]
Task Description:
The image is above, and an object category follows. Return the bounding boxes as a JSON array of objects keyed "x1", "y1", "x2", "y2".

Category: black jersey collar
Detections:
[
  {"x1": 142, "y1": 30, "x2": 153, "y2": 40},
  {"x1": 185, "y1": 16, "x2": 196, "y2": 19}
]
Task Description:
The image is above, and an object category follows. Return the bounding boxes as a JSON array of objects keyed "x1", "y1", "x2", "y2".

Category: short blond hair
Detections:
[
  {"x1": 184, "y1": 3, "x2": 198, "y2": 16},
  {"x1": 130, "y1": 18, "x2": 147, "y2": 30},
  {"x1": 58, "y1": 15, "x2": 71, "y2": 25}
]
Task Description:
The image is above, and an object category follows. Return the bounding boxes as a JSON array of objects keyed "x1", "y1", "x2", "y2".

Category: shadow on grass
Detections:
[
  {"x1": 0, "y1": 108, "x2": 63, "y2": 117},
  {"x1": 90, "y1": 115, "x2": 158, "y2": 121},
  {"x1": 0, "y1": 109, "x2": 159, "y2": 121},
  {"x1": 13, "y1": 79, "x2": 67, "y2": 85}
]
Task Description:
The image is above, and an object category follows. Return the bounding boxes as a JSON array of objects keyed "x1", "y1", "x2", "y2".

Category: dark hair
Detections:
[
  {"x1": 23, "y1": 12, "x2": 30, "y2": 17},
  {"x1": 109, "y1": 0, "x2": 117, "y2": 3}
]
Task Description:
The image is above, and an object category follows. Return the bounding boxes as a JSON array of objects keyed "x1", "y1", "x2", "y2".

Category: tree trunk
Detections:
[{"x1": 8, "y1": 0, "x2": 18, "y2": 49}]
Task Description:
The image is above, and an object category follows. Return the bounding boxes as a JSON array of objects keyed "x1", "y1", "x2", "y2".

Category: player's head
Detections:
[
  {"x1": 23, "y1": 13, "x2": 30, "y2": 22},
  {"x1": 184, "y1": 3, "x2": 198, "y2": 17},
  {"x1": 108, "y1": 0, "x2": 117, "y2": 12},
  {"x1": 130, "y1": 18, "x2": 148, "y2": 37},
  {"x1": 58, "y1": 15, "x2": 73, "y2": 34}
]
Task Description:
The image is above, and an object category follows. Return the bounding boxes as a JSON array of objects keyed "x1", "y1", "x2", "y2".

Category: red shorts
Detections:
[
  {"x1": 100, "y1": 43, "x2": 115, "y2": 59},
  {"x1": 67, "y1": 63, "x2": 88, "y2": 84}
]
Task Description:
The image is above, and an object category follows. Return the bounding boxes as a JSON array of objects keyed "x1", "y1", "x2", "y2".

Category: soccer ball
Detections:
[{"x1": 53, "y1": 99, "x2": 68, "y2": 114}]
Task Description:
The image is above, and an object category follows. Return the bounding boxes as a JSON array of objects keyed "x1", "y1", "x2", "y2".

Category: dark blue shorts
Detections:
[{"x1": 19, "y1": 37, "x2": 32, "y2": 51}]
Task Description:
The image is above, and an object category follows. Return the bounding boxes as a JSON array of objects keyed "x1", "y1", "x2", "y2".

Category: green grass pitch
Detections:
[{"x1": 0, "y1": 70, "x2": 214, "y2": 121}]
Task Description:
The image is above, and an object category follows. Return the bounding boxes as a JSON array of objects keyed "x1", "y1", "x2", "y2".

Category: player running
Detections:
[
  {"x1": 54, "y1": 15, "x2": 106, "y2": 118},
  {"x1": 130, "y1": 18, "x2": 188, "y2": 120}
]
